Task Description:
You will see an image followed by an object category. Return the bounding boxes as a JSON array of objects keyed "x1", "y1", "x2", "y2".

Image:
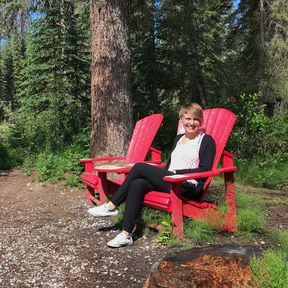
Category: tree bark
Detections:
[{"x1": 90, "y1": 0, "x2": 132, "y2": 157}]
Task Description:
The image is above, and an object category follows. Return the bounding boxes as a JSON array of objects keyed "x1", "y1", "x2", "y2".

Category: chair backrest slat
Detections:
[
  {"x1": 201, "y1": 108, "x2": 236, "y2": 169},
  {"x1": 125, "y1": 114, "x2": 163, "y2": 163}
]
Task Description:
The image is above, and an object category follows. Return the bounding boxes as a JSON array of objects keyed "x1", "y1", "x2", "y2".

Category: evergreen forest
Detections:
[{"x1": 0, "y1": 0, "x2": 287, "y2": 191}]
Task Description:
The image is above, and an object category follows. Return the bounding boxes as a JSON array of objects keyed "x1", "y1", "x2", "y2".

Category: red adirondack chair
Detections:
[
  {"x1": 143, "y1": 108, "x2": 237, "y2": 238},
  {"x1": 80, "y1": 114, "x2": 163, "y2": 205}
]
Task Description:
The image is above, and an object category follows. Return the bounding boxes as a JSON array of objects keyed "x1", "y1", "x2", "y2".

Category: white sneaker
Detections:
[
  {"x1": 107, "y1": 233, "x2": 133, "y2": 248},
  {"x1": 87, "y1": 203, "x2": 119, "y2": 217}
]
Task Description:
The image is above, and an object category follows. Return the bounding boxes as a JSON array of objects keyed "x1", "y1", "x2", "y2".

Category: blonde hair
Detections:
[{"x1": 179, "y1": 103, "x2": 203, "y2": 123}]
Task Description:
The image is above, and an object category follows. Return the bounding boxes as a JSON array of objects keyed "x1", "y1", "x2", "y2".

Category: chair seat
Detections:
[
  {"x1": 144, "y1": 191, "x2": 217, "y2": 213},
  {"x1": 144, "y1": 192, "x2": 172, "y2": 211},
  {"x1": 82, "y1": 173, "x2": 123, "y2": 188},
  {"x1": 82, "y1": 173, "x2": 98, "y2": 188}
]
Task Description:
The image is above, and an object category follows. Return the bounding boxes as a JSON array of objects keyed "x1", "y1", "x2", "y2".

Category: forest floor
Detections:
[{"x1": 0, "y1": 170, "x2": 288, "y2": 288}]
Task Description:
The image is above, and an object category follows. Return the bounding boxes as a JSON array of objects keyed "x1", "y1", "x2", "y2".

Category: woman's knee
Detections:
[
  {"x1": 130, "y1": 178, "x2": 152, "y2": 190},
  {"x1": 127, "y1": 179, "x2": 153, "y2": 198},
  {"x1": 133, "y1": 162, "x2": 150, "y2": 171}
]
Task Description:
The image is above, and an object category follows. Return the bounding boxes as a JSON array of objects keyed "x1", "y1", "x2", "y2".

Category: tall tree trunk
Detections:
[
  {"x1": 259, "y1": 0, "x2": 266, "y2": 98},
  {"x1": 90, "y1": 0, "x2": 132, "y2": 157}
]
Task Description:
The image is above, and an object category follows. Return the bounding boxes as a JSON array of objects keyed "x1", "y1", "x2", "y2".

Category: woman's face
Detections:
[{"x1": 181, "y1": 112, "x2": 202, "y2": 136}]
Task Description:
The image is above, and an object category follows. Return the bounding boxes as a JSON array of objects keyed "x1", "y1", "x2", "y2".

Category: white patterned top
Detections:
[{"x1": 168, "y1": 132, "x2": 205, "y2": 186}]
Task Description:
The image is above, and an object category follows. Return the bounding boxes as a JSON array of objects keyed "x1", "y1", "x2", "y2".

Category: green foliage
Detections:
[
  {"x1": 157, "y1": 0, "x2": 234, "y2": 106},
  {"x1": 236, "y1": 155, "x2": 288, "y2": 191},
  {"x1": 185, "y1": 219, "x2": 215, "y2": 245},
  {"x1": 140, "y1": 207, "x2": 183, "y2": 246},
  {"x1": 229, "y1": 93, "x2": 269, "y2": 159},
  {"x1": 35, "y1": 153, "x2": 66, "y2": 182},
  {"x1": 228, "y1": 92, "x2": 288, "y2": 190},
  {"x1": 0, "y1": 142, "x2": 22, "y2": 169},
  {"x1": 10, "y1": 0, "x2": 90, "y2": 153},
  {"x1": 141, "y1": 207, "x2": 215, "y2": 247},
  {"x1": 232, "y1": 0, "x2": 265, "y2": 97},
  {"x1": 21, "y1": 128, "x2": 89, "y2": 182},
  {"x1": 155, "y1": 99, "x2": 180, "y2": 151},
  {"x1": 130, "y1": 0, "x2": 161, "y2": 120},
  {"x1": 65, "y1": 173, "x2": 82, "y2": 186},
  {"x1": 236, "y1": 191, "x2": 265, "y2": 239},
  {"x1": 157, "y1": 219, "x2": 174, "y2": 244},
  {"x1": 268, "y1": 229, "x2": 288, "y2": 255},
  {"x1": 237, "y1": 209, "x2": 264, "y2": 234},
  {"x1": 0, "y1": 122, "x2": 22, "y2": 169},
  {"x1": 250, "y1": 249, "x2": 288, "y2": 288},
  {"x1": 266, "y1": 0, "x2": 288, "y2": 102},
  {"x1": 141, "y1": 206, "x2": 171, "y2": 225},
  {"x1": 249, "y1": 228, "x2": 288, "y2": 287}
]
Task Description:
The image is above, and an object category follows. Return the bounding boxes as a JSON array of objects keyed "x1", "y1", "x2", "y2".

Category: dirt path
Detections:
[
  {"x1": 0, "y1": 170, "x2": 172, "y2": 288},
  {"x1": 1, "y1": 170, "x2": 287, "y2": 288}
]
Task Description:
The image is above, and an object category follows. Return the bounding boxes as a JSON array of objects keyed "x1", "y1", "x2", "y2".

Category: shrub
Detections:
[
  {"x1": 0, "y1": 142, "x2": 22, "y2": 170},
  {"x1": 20, "y1": 128, "x2": 90, "y2": 182},
  {"x1": 236, "y1": 155, "x2": 288, "y2": 191},
  {"x1": 228, "y1": 93, "x2": 269, "y2": 159}
]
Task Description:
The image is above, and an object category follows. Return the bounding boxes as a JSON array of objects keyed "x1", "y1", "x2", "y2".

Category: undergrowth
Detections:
[
  {"x1": 21, "y1": 130, "x2": 89, "y2": 185},
  {"x1": 0, "y1": 142, "x2": 22, "y2": 170},
  {"x1": 236, "y1": 155, "x2": 288, "y2": 191},
  {"x1": 243, "y1": 206, "x2": 288, "y2": 287}
]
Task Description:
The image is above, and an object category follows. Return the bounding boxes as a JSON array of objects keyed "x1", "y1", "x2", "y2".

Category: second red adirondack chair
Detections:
[{"x1": 80, "y1": 113, "x2": 163, "y2": 205}]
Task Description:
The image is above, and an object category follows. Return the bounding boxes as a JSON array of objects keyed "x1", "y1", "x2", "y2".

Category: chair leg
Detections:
[
  {"x1": 224, "y1": 172, "x2": 237, "y2": 232},
  {"x1": 171, "y1": 183, "x2": 184, "y2": 239},
  {"x1": 98, "y1": 172, "x2": 109, "y2": 204},
  {"x1": 87, "y1": 185, "x2": 102, "y2": 206},
  {"x1": 87, "y1": 185, "x2": 95, "y2": 205}
]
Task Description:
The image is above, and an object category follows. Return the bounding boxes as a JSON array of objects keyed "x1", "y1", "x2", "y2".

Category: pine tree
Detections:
[
  {"x1": 157, "y1": 0, "x2": 233, "y2": 107},
  {"x1": 266, "y1": 0, "x2": 288, "y2": 106},
  {"x1": 231, "y1": 0, "x2": 267, "y2": 97},
  {"x1": 16, "y1": 0, "x2": 90, "y2": 152},
  {"x1": 130, "y1": 0, "x2": 161, "y2": 119}
]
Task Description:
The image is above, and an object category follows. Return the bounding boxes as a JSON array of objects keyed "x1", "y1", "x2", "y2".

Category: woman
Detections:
[{"x1": 88, "y1": 103, "x2": 216, "y2": 248}]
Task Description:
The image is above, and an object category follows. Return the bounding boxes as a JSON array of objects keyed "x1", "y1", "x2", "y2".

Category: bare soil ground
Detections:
[{"x1": 0, "y1": 170, "x2": 287, "y2": 288}]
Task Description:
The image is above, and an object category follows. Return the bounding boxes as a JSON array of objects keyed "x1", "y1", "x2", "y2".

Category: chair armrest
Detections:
[
  {"x1": 79, "y1": 156, "x2": 125, "y2": 173},
  {"x1": 163, "y1": 166, "x2": 237, "y2": 183},
  {"x1": 144, "y1": 162, "x2": 165, "y2": 167},
  {"x1": 79, "y1": 156, "x2": 124, "y2": 163},
  {"x1": 222, "y1": 150, "x2": 235, "y2": 167},
  {"x1": 94, "y1": 162, "x2": 165, "y2": 174},
  {"x1": 149, "y1": 147, "x2": 162, "y2": 163}
]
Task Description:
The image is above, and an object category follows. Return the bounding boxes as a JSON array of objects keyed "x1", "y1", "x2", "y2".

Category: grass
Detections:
[
  {"x1": 250, "y1": 249, "x2": 288, "y2": 288},
  {"x1": 268, "y1": 229, "x2": 288, "y2": 255},
  {"x1": 235, "y1": 189, "x2": 265, "y2": 240},
  {"x1": 184, "y1": 219, "x2": 215, "y2": 246}
]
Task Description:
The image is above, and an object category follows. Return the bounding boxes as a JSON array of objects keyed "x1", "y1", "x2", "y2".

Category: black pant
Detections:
[{"x1": 111, "y1": 163, "x2": 174, "y2": 233}]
